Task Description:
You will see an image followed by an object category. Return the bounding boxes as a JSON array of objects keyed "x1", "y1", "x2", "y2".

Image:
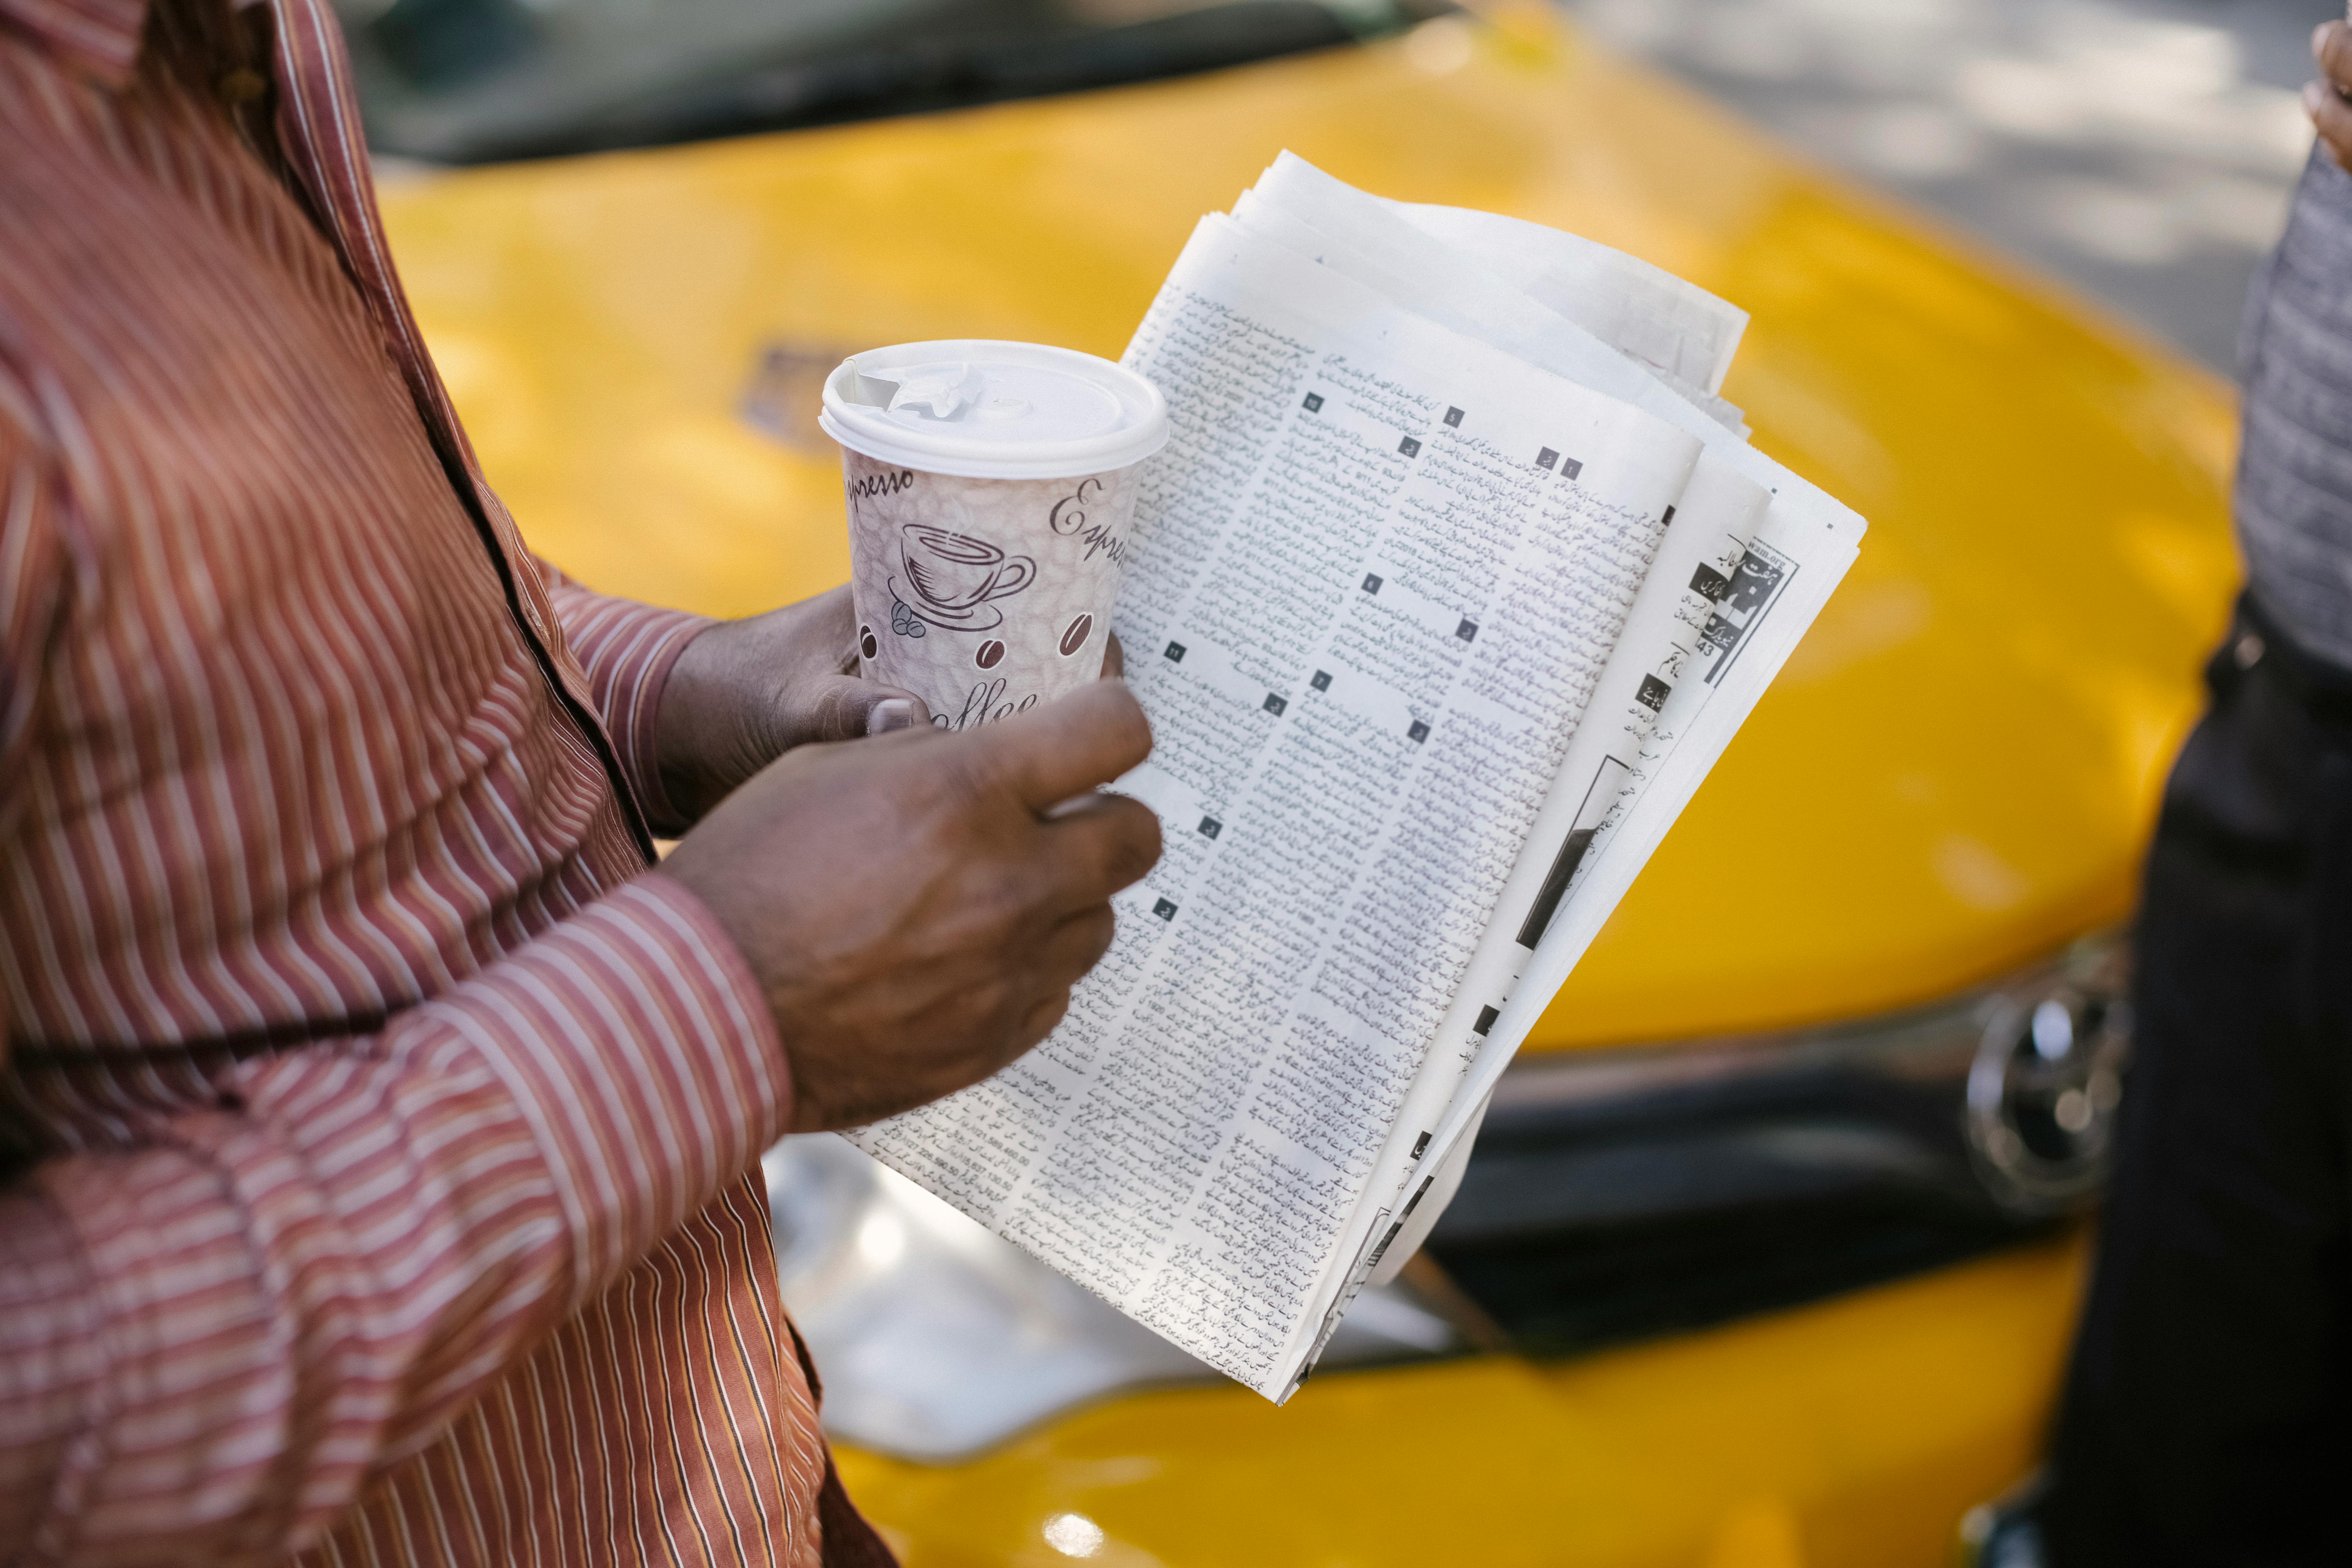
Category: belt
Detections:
[{"x1": 2234, "y1": 590, "x2": 2352, "y2": 732}]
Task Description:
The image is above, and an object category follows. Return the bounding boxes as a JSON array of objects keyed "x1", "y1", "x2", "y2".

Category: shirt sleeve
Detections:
[
  {"x1": 0, "y1": 423, "x2": 791, "y2": 1561},
  {"x1": 0, "y1": 371, "x2": 65, "y2": 854},
  {"x1": 535, "y1": 563, "x2": 715, "y2": 837},
  {"x1": 0, "y1": 873, "x2": 788, "y2": 1563}
]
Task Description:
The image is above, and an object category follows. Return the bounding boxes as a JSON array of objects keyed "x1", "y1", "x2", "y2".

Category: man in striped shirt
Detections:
[{"x1": 0, "y1": 0, "x2": 1163, "y2": 1562}]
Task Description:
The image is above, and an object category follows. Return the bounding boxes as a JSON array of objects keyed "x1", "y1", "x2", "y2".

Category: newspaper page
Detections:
[
  {"x1": 853, "y1": 214, "x2": 1700, "y2": 1397},
  {"x1": 1388, "y1": 198, "x2": 1749, "y2": 425},
  {"x1": 1410, "y1": 482, "x2": 1864, "y2": 1180},
  {"x1": 1226, "y1": 158, "x2": 1866, "y2": 1330}
]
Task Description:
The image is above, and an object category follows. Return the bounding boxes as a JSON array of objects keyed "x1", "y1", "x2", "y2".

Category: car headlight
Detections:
[
  {"x1": 764, "y1": 1134, "x2": 1460, "y2": 1461},
  {"x1": 1966, "y1": 965, "x2": 2129, "y2": 1212},
  {"x1": 1419, "y1": 931, "x2": 2131, "y2": 1356},
  {"x1": 770, "y1": 931, "x2": 2131, "y2": 1454}
]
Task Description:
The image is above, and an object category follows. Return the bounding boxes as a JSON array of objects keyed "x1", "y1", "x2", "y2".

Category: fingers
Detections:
[
  {"x1": 2313, "y1": 21, "x2": 2352, "y2": 170},
  {"x1": 1037, "y1": 903, "x2": 1120, "y2": 984},
  {"x1": 1001, "y1": 907, "x2": 1117, "y2": 1056},
  {"x1": 843, "y1": 908, "x2": 1114, "y2": 1123},
  {"x1": 866, "y1": 693, "x2": 929, "y2": 733},
  {"x1": 2312, "y1": 77, "x2": 2352, "y2": 172},
  {"x1": 2319, "y1": 19, "x2": 2352, "y2": 91},
  {"x1": 1009, "y1": 991, "x2": 1074, "y2": 1059},
  {"x1": 1036, "y1": 793, "x2": 1163, "y2": 910},
  {"x1": 954, "y1": 679, "x2": 1153, "y2": 813},
  {"x1": 782, "y1": 586, "x2": 923, "y2": 742},
  {"x1": 782, "y1": 673, "x2": 931, "y2": 743}
]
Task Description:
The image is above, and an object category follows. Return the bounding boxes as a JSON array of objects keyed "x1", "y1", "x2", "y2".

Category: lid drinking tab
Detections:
[
  {"x1": 822, "y1": 339, "x2": 1169, "y2": 480},
  {"x1": 880, "y1": 361, "x2": 982, "y2": 419}
]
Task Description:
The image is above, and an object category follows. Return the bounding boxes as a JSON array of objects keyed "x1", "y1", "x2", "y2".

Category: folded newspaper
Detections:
[{"x1": 853, "y1": 153, "x2": 1867, "y2": 1401}]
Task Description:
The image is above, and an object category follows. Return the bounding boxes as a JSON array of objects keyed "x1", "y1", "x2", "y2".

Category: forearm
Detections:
[{"x1": 0, "y1": 875, "x2": 783, "y2": 1563}]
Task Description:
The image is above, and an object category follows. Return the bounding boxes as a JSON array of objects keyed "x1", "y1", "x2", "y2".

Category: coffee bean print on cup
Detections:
[
  {"x1": 860, "y1": 625, "x2": 879, "y2": 660},
  {"x1": 1059, "y1": 613, "x2": 1093, "y2": 657},
  {"x1": 975, "y1": 639, "x2": 1006, "y2": 670}
]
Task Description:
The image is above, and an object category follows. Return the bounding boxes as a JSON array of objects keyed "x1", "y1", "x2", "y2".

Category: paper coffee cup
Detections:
[{"x1": 821, "y1": 341, "x2": 1169, "y2": 730}]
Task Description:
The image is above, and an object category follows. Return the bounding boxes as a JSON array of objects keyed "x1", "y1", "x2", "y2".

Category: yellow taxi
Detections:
[{"x1": 361, "y1": 0, "x2": 2241, "y2": 1558}]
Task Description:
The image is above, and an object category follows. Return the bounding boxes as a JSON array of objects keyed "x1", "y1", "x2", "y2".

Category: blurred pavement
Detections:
[{"x1": 1560, "y1": 0, "x2": 2341, "y2": 373}]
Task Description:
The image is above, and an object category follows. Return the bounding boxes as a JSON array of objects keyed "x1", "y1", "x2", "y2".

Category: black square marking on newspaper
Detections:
[
  {"x1": 1726, "y1": 554, "x2": 1784, "y2": 613},
  {"x1": 1263, "y1": 693, "x2": 1288, "y2": 717},
  {"x1": 1164, "y1": 640, "x2": 1187, "y2": 662},
  {"x1": 1198, "y1": 816, "x2": 1222, "y2": 840},
  {"x1": 1444, "y1": 407, "x2": 1465, "y2": 428},
  {"x1": 1535, "y1": 446, "x2": 1559, "y2": 470},
  {"x1": 1397, "y1": 436, "x2": 1421, "y2": 458},
  {"x1": 1302, "y1": 392, "x2": 1324, "y2": 413},
  {"x1": 1474, "y1": 1005, "x2": 1499, "y2": 1036},
  {"x1": 1560, "y1": 456, "x2": 1584, "y2": 480},
  {"x1": 1362, "y1": 573, "x2": 1383, "y2": 595},
  {"x1": 1455, "y1": 618, "x2": 1479, "y2": 644},
  {"x1": 1310, "y1": 670, "x2": 1333, "y2": 692},
  {"x1": 1637, "y1": 674, "x2": 1671, "y2": 711},
  {"x1": 1407, "y1": 719, "x2": 1431, "y2": 744},
  {"x1": 1661, "y1": 504, "x2": 1677, "y2": 527},
  {"x1": 1152, "y1": 897, "x2": 1179, "y2": 921},
  {"x1": 1690, "y1": 564, "x2": 1731, "y2": 603},
  {"x1": 1412, "y1": 1131, "x2": 1433, "y2": 1157}
]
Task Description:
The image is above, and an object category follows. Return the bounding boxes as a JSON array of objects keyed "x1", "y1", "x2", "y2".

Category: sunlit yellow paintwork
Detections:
[
  {"x1": 380, "y1": 6, "x2": 2239, "y2": 1052},
  {"x1": 377, "y1": 10, "x2": 2236, "y2": 1564},
  {"x1": 833, "y1": 1233, "x2": 2087, "y2": 1568}
]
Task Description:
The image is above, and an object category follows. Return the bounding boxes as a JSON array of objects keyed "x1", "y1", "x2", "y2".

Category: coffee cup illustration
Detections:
[{"x1": 893, "y1": 523, "x2": 1036, "y2": 631}]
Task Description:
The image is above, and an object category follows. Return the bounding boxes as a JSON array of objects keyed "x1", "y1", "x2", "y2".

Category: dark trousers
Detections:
[{"x1": 2045, "y1": 597, "x2": 2352, "y2": 1564}]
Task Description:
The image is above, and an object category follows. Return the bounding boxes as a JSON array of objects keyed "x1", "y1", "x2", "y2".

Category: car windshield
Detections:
[{"x1": 339, "y1": 0, "x2": 1432, "y2": 164}]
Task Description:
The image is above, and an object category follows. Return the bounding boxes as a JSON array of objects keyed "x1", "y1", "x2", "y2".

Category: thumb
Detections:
[{"x1": 788, "y1": 673, "x2": 931, "y2": 743}]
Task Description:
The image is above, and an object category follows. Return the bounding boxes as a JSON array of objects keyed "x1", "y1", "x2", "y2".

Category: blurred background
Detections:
[
  {"x1": 1559, "y1": 0, "x2": 2335, "y2": 370},
  {"x1": 348, "y1": 0, "x2": 2342, "y2": 370}
]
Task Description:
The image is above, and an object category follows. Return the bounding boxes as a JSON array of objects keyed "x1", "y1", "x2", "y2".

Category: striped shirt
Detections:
[
  {"x1": 2239, "y1": 147, "x2": 2352, "y2": 671},
  {"x1": 0, "y1": 0, "x2": 889, "y2": 1561}
]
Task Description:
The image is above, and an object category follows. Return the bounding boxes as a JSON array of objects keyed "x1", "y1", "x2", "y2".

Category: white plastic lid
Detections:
[{"x1": 819, "y1": 339, "x2": 1169, "y2": 480}]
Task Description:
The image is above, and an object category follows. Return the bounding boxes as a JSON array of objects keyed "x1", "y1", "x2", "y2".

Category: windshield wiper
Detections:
[{"x1": 440, "y1": 0, "x2": 1370, "y2": 164}]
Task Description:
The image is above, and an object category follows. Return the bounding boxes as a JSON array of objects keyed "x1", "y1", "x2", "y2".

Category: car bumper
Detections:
[{"x1": 833, "y1": 1232, "x2": 2085, "y2": 1567}]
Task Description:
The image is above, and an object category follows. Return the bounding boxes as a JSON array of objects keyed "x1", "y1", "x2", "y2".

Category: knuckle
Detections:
[
  {"x1": 806, "y1": 684, "x2": 854, "y2": 739},
  {"x1": 1105, "y1": 801, "x2": 1162, "y2": 885},
  {"x1": 1077, "y1": 906, "x2": 1118, "y2": 965},
  {"x1": 935, "y1": 745, "x2": 1004, "y2": 818},
  {"x1": 989, "y1": 975, "x2": 1045, "y2": 1036},
  {"x1": 1106, "y1": 688, "x2": 1153, "y2": 764},
  {"x1": 1032, "y1": 992, "x2": 1073, "y2": 1034}
]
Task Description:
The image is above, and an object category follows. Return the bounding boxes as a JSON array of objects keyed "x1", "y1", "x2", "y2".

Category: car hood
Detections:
[{"x1": 378, "y1": 3, "x2": 2240, "y2": 1050}]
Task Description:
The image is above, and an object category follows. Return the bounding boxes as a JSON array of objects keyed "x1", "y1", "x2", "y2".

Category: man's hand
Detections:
[
  {"x1": 654, "y1": 585, "x2": 924, "y2": 825},
  {"x1": 657, "y1": 679, "x2": 1161, "y2": 1131},
  {"x1": 2311, "y1": 16, "x2": 2352, "y2": 171},
  {"x1": 653, "y1": 583, "x2": 1129, "y2": 824}
]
